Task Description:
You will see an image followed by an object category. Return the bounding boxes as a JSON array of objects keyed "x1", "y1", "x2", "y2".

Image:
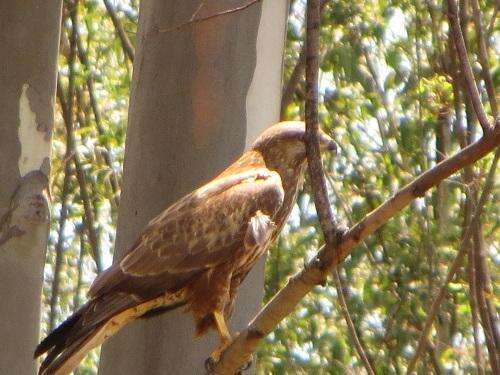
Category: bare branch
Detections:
[
  {"x1": 58, "y1": 82, "x2": 103, "y2": 274},
  {"x1": 333, "y1": 269, "x2": 376, "y2": 375},
  {"x1": 470, "y1": 0, "x2": 498, "y2": 119},
  {"x1": 48, "y1": 164, "x2": 72, "y2": 332},
  {"x1": 75, "y1": 29, "x2": 121, "y2": 208},
  {"x1": 57, "y1": 3, "x2": 103, "y2": 272},
  {"x1": 302, "y1": 2, "x2": 375, "y2": 371},
  {"x1": 446, "y1": 0, "x2": 492, "y2": 133},
  {"x1": 73, "y1": 225, "x2": 85, "y2": 311},
  {"x1": 280, "y1": 0, "x2": 328, "y2": 119},
  {"x1": 103, "y1": 0, "x2": 135, "y2": 62},
  {"x1": 158, "y1": 0, "x2": 261, "y2": 33},
  {"x1": 281, "y1": 46, "x2": 306, "y2": 119},
  {"x1": 304, "y1": 0, "x2": 340, "y2": 263}
]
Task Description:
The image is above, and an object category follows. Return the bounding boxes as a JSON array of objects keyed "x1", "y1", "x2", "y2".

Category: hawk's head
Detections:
[{"x1": 251, "y1": 121, "x2": 337, "y2": 170}]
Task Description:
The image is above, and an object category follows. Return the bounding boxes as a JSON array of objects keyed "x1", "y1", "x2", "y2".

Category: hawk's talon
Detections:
[
  {"x1": 204, "y1": 356, "x2": 217, "y2": 373},
  {"x1": 238, "y1": 355, "x2": 253, "y2": 371}
]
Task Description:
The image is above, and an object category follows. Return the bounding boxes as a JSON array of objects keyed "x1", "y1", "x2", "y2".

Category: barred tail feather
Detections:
[{"x1": 35, "y1": 291, "x2": 186, "y2": 375}]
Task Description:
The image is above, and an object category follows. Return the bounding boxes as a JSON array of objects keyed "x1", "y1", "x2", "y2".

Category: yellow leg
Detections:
[
  {"x1": 211, "y1": 311, "x2": 232, "y2": 360},
  {"x1": 213, "y1": 311, "x2": 231, "y2": 342},
  {"x1": 206, "y1": 312, "x2": 253, "y2": 372}
]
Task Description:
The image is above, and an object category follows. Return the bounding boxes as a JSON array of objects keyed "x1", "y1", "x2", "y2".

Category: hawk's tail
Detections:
[
  {"x1": 35, "y1": 300, "x2": 108, "y2": 375},
  {"x1": 35, "y1": 291, "x2": 186, "y2": 375}
]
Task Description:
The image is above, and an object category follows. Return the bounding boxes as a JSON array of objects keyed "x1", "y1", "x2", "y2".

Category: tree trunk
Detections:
[
  {"x1": 98, "y1": 1, "x2": 288, "y2": 374},
  {"x1": 0, "y1": 2, "x2": 62, "y2": 374}
]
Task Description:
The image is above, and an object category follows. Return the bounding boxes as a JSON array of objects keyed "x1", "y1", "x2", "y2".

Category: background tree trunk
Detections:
[
  {"x1": 0, "y1": 2, "x2": 62, "y2": 373},
  {"x1": 98, "y1": 1, "x2": 288, "y2": 374}
]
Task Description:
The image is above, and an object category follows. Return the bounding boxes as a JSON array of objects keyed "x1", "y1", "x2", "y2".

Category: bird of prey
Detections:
[{"x1": 35, "y1": 121, "x2": 336, "y2": 374}]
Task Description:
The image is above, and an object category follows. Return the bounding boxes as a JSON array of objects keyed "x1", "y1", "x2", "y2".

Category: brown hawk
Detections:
[{"x1": 35, "y1": 121, "x2": 336, "y2": 374}]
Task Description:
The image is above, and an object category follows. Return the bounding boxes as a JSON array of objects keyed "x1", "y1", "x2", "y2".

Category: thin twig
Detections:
[
  {"x1": 333, "y1": 269, "x2": 376, "y2": 375},
  {"x1": 463, "y1": 148, "x2": 486, "y2": 375},
  {"x1": 281, "y1": 46, "x2": 306, "y2": 119},
  {"x1": 470, "y1": 0, "x2": 498, "y2": 119},
  {"x1": 57, "y1": 3, "x2": 103, "y2": 273},
  {"x1": 446, "y1": 0, "x2": 492, "y2": 133},
  {"x1": 280, "y1": 0, "x2": 328, "y2": 119},
  {"x1": 485, "y1": 3, "x2": 498, "y2": 42},
  {"x1": 73, "y1": 224, "x2": 85, "y2": 311},
  {"x1": 472, "y1": 212, "x2": 500, "y2": 372},
  {"x1": 407, "y1": 149, "x2": 499, "y2": 373},
  {"x1": 103, "y1": 0, "x2": 135, "y2": 62},
  {"x1": 158, "y1": 0, "x2": 261, "y2": 33},
  {"x1": 48, "y1": 164, "x2": 72, "y2": 332},
  {"x1": 75, "y1": 28, "x2": 121, "y2": 208}
]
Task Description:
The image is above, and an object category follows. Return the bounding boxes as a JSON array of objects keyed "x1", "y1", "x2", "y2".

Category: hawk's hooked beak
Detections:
[{"x1": 318, "y1": 132, "x2": 338, "y2": 153}]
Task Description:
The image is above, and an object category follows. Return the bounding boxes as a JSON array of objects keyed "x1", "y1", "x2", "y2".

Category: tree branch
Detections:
[
  {"x1": 446, "y1": 0, "x2": 492, "y2": 133},
  {"x1": 304, "y1": 0, "x2": 341, "y2": 264},
  {"x1": 73, "y1": 224, "x2": 85, "y2": 311},
  {"x1": 57, "y1": 2, "x2": 103, "y2": 273},
  {"x1": 103, "y1": 0, "x2": 135, "y2": 62},
  {"x1": 75, "y1": 28, "x2": 121, "y2": 208},
  {"x1": 470, "y1": 0, "x2": 498, "y2": 119},
  {"x1": 48, "y1": 164, "x2": 72, "y2": 332},
  {"x1": 333, "y1": 269, "x2": 376, "y2": 375},
  {"x1": 280, "y1": 0, "x2": 328, "y2": 119},
  {"x1": 211, "y1": 127, "x2": 499, "y2": 374},
  {"x1": 281, "y1": 46, "x2": 306, "y2": 119}
]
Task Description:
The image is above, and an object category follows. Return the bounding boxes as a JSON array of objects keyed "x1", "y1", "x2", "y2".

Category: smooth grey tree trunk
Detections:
[
  {"x1": 0, "y1": 2, "x2": 62, "y2": 374},
  {"x1": 99, "y1": 1, "x2": 288, "y2": 374}
]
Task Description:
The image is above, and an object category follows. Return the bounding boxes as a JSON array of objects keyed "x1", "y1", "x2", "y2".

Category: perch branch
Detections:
[{"x1": 211, "y1": 126, "x2": 500, "y2": 374}]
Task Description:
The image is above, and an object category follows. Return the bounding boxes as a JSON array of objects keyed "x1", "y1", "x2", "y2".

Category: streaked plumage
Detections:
[{"x1": 35, "y1": 121, "x2": 336, "y2": 374}]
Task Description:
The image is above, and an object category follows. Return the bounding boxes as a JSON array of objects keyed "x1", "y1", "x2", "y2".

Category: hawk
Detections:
[{"x1": 35, "y1": 121, "x2": 336, "y2": 374}]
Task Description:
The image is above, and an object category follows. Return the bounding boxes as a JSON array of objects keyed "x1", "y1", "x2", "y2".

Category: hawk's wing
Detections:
[{"x1": 118, "y1": 168, "x2": 284, "y2": 277}]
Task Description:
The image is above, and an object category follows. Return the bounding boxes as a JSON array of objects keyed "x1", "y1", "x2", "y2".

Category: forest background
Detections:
[{"x1": 37, "y1": 0, "x2": 498, "y2": 373}]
